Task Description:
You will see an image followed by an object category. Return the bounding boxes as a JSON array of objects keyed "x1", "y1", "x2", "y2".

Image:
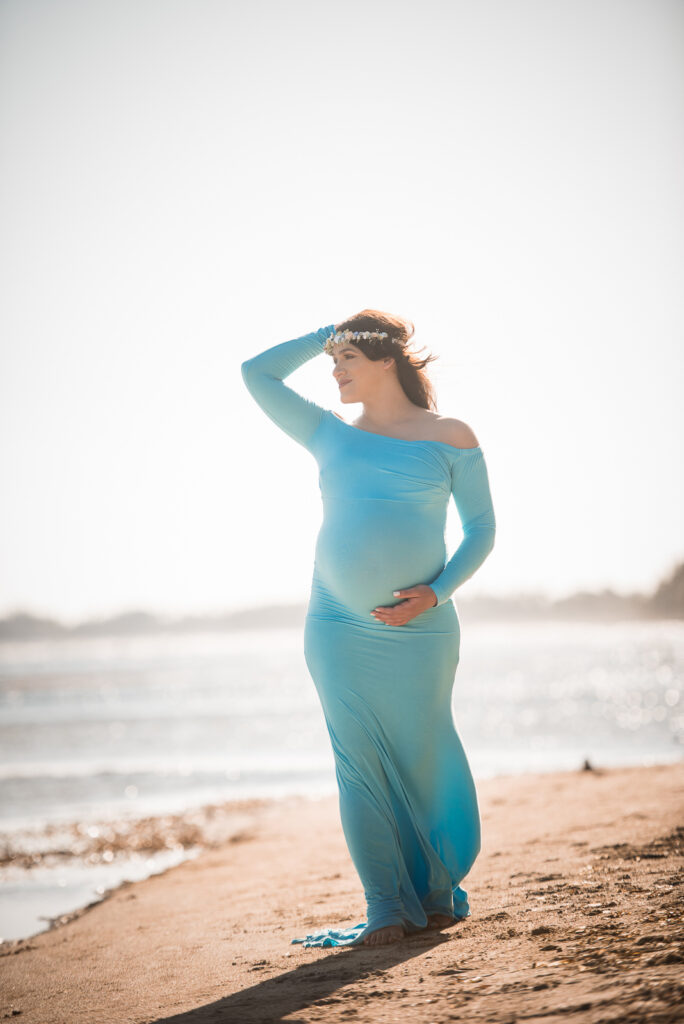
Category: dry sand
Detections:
[{"x1": 1, "y1": 762, "x2": 682, "y2": 1024}]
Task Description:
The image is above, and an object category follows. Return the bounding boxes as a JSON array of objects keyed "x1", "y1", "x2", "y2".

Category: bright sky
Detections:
[{"x1": 1, "y1": 0, "x2": 682, "y2": 624}]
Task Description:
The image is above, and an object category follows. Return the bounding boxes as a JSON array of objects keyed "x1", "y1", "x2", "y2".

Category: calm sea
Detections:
[{"x1": 1, "y1": 618, "x2": 682, "y2": 831}]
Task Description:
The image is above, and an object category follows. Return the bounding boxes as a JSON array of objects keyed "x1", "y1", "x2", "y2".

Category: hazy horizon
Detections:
[{"x1": 1, "y1": 0, "x2": 682, "y2": 622}]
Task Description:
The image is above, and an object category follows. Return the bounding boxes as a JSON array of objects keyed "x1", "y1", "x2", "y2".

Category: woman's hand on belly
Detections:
[{"x1": 371, "y1": 584, "x2": 438, "y2": 626}]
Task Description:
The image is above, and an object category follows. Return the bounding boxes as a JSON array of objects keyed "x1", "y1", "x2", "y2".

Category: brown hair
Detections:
[{"x1": 334, "y1": 309, "x2": 439, "y2": 411}]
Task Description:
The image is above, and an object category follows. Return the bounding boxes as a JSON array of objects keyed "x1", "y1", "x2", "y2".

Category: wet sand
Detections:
[{"x1": 1, "y1": 762, "x2": 682, "y2": 1024}]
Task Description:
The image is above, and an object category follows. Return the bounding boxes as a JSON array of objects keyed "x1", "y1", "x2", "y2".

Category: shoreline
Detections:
[
  {"x1": 0, "y1": 795, "x2": 286, "y2": 944},
  {"x1": 2, "y1": 756, "x2": 682, "y2": 946},
  {"x1": 1, "y1": 761, "x2": 682, "y2": 1023}
]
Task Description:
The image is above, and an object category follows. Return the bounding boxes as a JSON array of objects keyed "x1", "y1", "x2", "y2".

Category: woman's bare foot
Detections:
[
  {"x1": 362, "y1": 924, "x2": 405, "y2": 946},
  {"x1": 426, "y1": 912, "x2": 454, "y2": 929}
]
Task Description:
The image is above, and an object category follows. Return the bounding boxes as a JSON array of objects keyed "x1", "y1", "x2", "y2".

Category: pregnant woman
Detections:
[{"x1": 240, "y1": 309, "x2": 496, "y2": 948}]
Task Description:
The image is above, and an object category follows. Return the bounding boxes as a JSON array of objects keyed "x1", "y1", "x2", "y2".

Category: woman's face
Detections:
[{"x1": 329, "y1": 344, "x2": 390, "y2": 404}]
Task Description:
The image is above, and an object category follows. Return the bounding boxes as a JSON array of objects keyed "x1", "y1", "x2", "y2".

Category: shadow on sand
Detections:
[{"x1": 151, "y1": 927, "x2": 458, "y2": 1023}]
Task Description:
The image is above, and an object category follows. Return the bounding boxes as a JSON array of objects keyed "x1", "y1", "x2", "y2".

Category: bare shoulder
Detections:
[{"x1": 435, "y1": 417, "x2": 480, "y2": 449}]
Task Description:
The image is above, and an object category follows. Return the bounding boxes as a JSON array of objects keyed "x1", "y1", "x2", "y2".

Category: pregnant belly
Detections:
[{"x1": 313, "y1": 499, "x2": 447, "y2": 616}]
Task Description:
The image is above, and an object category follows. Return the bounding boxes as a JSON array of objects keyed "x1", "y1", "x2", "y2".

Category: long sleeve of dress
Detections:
[
  {"x1": 428, "y1": 447, "x2": 496, "y2": 606},
  {"x1": 240, "y1": 324, "x2": 336, "y2": 452}
]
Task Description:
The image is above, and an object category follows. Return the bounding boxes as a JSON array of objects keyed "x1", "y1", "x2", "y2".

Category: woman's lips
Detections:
[{"x1": 339, "y1": 380, "x2": 351, "y2": 388}]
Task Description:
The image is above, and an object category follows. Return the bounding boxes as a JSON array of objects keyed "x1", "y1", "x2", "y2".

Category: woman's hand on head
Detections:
[{"x1": 371, "y1": 584, "x2": 438, "y2": 626}]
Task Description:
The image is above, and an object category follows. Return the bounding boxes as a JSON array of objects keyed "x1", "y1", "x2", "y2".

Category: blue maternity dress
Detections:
[{"x1": 241, "y1": 324, "x2": 496, "y2": 948}]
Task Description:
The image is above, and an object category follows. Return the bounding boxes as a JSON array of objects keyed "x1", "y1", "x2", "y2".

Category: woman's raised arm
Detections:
[{"x1": 241, "y1": 324, "x2": 336, "y2": 452}]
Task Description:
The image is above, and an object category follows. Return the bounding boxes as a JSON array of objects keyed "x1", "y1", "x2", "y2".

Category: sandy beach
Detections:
[{"x1": 1, "y1": 761, "x2": 682, "y2": 1024}]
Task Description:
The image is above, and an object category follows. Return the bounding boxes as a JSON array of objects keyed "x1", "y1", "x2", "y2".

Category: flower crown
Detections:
[{"x1": 323, "y1": 329, "x2": 390, "y2": 355}]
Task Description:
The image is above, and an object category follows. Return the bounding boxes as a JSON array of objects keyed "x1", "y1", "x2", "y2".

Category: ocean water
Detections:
[{"x1": 1, "y1": 618, "x2": 682, "y2": 831}]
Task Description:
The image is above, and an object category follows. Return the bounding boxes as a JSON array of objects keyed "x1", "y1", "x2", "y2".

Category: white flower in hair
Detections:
[{"x1": 323, "y1": 328, "x2": 389, "y2": 354}]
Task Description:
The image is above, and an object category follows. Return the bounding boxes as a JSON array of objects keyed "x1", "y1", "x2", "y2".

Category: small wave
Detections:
[{"x1": 0, "y1": 752, "x2": 334, "y2": 782}]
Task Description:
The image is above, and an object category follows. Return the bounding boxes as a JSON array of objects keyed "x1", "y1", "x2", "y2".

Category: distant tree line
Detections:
[{"x1": 1, "y1": 561, "x2": 683, "y2": 641}]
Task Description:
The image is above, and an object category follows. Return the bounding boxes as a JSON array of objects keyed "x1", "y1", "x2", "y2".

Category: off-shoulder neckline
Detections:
[{"x1": 327, "y1": 411, "x2": 482, "y2": 453}]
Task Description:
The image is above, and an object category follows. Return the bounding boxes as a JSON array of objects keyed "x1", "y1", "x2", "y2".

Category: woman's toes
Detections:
[
  {"x1": 363, "y1": 925, "x2": 405, "y2": 945},
  {"x1": 426, "y1": 913, "x2": 454, "y2": 929}
]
